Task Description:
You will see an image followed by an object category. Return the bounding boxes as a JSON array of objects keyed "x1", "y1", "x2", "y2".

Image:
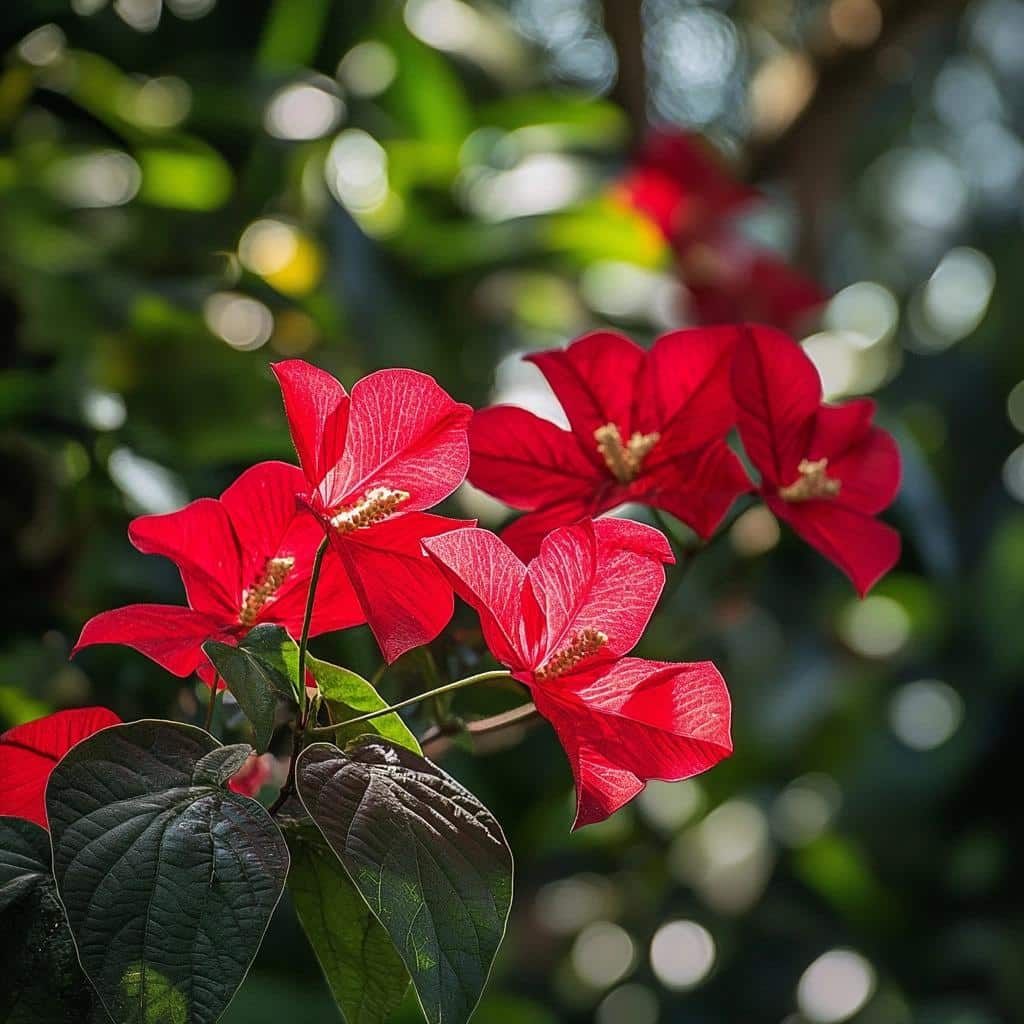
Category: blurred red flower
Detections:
[
  {"x1": 73, "y1": 461, "x2": 362, "y2": 684},
  {"x1": 469, "y1": 329, "x2": 752, "y2": 558},
  {"x1": 617, "y1": 130, "x2": 828, "y2": 332},
  {"x1": 732, "y1": 324, "x2": 901, "y2": 595},
  {"x1": 272, "y1": 360, "x2": 474, "y2": 662},
  {"x1": 227, "y1": 752, "x2": 278, "y2": 799},
  {"x1": 424, "y1": 518, "x2": 732, "y2": 828},
  {"x1": 0, "y1": 707, "x2": 121, "y2": 827}
]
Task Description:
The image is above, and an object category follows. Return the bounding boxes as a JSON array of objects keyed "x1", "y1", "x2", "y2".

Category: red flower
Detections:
[
  {"x1": 271, "y1": 360, "x2": 474, "y2": 663},
  {"x1": 617, "y1": 129, "x2": 828, "y2": 333},
  {"x1": 0, "y1": 707, "x2": 121, "y2": 827},
  {"x1": 469, "y1": 328, "x2": 752, "y2": 558},
  {"x1": 732, "y1": 324, "x2": 901, "y2": 595},
  {"x1": 424, "y1": 519, "x2": 732, "y2": 828},
  {"x1": 73, "y1": 461, "x2": 363, "y2": 683},
  {"x1": 227, "y1": 753, "x2": 278, "y2": 798}
]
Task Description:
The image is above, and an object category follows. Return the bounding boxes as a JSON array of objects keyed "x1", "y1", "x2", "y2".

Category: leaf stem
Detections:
[
  {"x1": 296, "y1": 535, "x2": 330, "y2": 726},
  {"x1": 306, "y1": 669, "x2": 513, "y2": 737},
  {"x1": 269, "y1": 534, "x2": 329, "y2": 817},
  {"x1": 421, "y1": 701, "x2": 539, "y2": 757},
  {"x1": 203, "y1": 676, "x2": 222, "y2": 734}
]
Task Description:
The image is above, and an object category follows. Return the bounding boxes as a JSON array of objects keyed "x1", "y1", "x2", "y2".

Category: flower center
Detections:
[
  {"x1": 594, "y1": 423, "x2": 660, "y2": 484},
  {"x1": 535, "y1": 628, "x2": 608, "y2": 680},
  {"x1": 239, "y1": 556, "x2": 295, "y2": 627},
  {"x1": 778, "y1": 458, "x2": 842, "y2": 502},
  {"x1": 329, "y1": 486, "x2": 410, "y2": 533}
]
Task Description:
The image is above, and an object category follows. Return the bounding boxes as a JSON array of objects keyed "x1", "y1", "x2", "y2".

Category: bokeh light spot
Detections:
[
  {"x1": 338, "y1": 41, "x2": 398, "y2": 97},
  {"x1": 571, "y1": 922, "x2": 636, "y2": 989},
  {"x1": 265, "y1": 83, "x2": 344, "y2": 141},
  {"x1": 797, "y1": 949, "x2": 876, "y2": 1022},
  {"x1": 838, "y1": 595, "x2": 911, "y2": 658},
  {"x1": 650, "y1": 920, "x2": 716, "y2": 990},
  {"x1": 889, "y1": 679, "x2": 963, "y2": 750},
  {"x1": 595, "y1": 984, "x2": 658, "y2": 1024},
  {"x1": 203, "y1": 292, "x2": 273, "y2": 351}
]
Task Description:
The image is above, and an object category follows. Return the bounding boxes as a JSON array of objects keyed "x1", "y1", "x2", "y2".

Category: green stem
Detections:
[
  {"x1": 296, "y1": 535, "x2": 329, "y2": 726},
  {"x1": 306, "y1": 669, "x2": 513, "y2": 736},
  {"x1": 203, "y1": 676, "x2": 222, "y2": 733},
  {"x1": 269, "y1": 534, "x2": 329, "y2": 818}
]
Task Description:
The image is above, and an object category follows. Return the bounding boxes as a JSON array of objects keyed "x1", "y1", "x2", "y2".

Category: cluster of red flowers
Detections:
[
  {"x1": 616, "y1": 131, "x2": 828, "y2": 332},
  {"x1": 0, "y1": 321, "x2": 900, "y2": 830}
]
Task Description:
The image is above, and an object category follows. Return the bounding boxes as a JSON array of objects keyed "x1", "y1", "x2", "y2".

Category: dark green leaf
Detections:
[
  {"x1": 0, "y1": 818, "x2": 98, "y2": 1023},
  {"x1": 204, "y1": 624, "x2": 300, "y2": 750},
  {"x1": 296, "y1": 739, "x2": 513, "y2": 1024},
  {"x1": 308, "y1": 655, "x2": 421, "y2": 754},
  {"x1": 284, "y1": 821, "x2": 410, "y2": 1024},
  {"x1": 47, "y1": 721, "x2": 290, "y2": 1024},
  {"x1": 0, "y1": 816, "x2": 51, "y2": 912}
]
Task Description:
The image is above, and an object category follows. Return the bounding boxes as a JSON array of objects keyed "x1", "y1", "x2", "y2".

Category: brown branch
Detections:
[
  {"x1": 421, "y1": 703, "x2": 540, "y2": 759},
  {"x1": 602, "y1": 0, "x2": 647, "y2": 146},
  {"x1": 748, "y1": 0, "x2": 970, "y2": 271}
]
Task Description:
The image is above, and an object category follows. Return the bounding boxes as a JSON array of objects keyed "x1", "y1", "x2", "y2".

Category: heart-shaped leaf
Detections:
[
  {"x1": 308, "y1": 655, "x2": 421, "y2": 753},
  {"x1": 204, "y1": 624, "x2": 300, "y2": 750},
  {"x1": 296, "y1": 738, "x2": 513, "y2": 1024},
  {"x1": 284, "y1": 820, "x2": 410, "y2": 1024},
  {"x1": 0, "y1": 816, "x2": 52, "y2": 912},
  {"x1": 0, "y1": 817, "x2": 97, "y2": 1022},
  {"x1": 47, "y1": 720, "x2": 290, "y2": 1024}
]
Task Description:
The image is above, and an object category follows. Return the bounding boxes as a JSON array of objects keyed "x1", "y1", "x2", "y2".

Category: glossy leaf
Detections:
[
  {"x1": 307, "y1": 654, "x2": 420, "y2": 754},
  {"x1": 204, "y1": 624, "x2": 299, "y2": 749},
  {"x1": 0, "y1": 818, "x2": 96, "y2": 1023},
  {"x1": 47, "y1": 721, "x2": 290, "y2": 1024},
  {"x1": 296, "y1": 738, "x2": 513, "y2": 1024},
  {"x1": 0, "y1": 817, "x2": 51, "y2": 913},
  {"x1": 284, "y1": 821, "x2": 410, "y2": 1024}
]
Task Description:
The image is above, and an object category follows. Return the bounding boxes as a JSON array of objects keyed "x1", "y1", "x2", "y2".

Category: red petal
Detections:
[
  {"x1": 128, "y1": 499, "x2": 240, "y2": 617},
  {"x1": 264, "y1": 541, "x2": 366, "y2": 637},
  {"x1": 624, "y1": 131, "x2": 757, "y2": 238},
  {"x1": 809, "y1": 398, "x2": 876, "y2": 457},
  {"x1": 635, "y1": 326, "x2": 739, "y2": 454},
  {"x1": 531, "y1": 657, "x2": 732, "y2": 829},
  {"x1": 528, "y1": 518, "x2": 672, "y2": 665},
  {"x1": 227, "y1": 753, "x2": 276, "y2": 798},
  {"x1": 468, "y1": 405, "x2": 599, "y2": 510},
  {"x1": 0, "y1": 707, "x2": 121, "y2": 827},
  {"x1": 635, "y1": 441, "x2": 753, "y2": 539},
  {"x1": 825, "y1": 427, "x2": 901, "y2": 516},
  {"x1": 72, "y1": 604, "x2": 233, "y2": 677},
  {"x1": 526, "y1": 332, "x2": 646, "y2": 459},
  {"x1": 219, "y1": 461, "x2": 308, "y2": 589},
  {"x1": 685, "y1": 238, "x2": 828, "y2": 334},
  {"x1": 316, "y1": 369, "x2": 471, "y2": 513},
  {"x1": 732, "y1": 324, "x2": 821, "y2": 487},
  {"x1": 769, "y1": 496, "x2": 901, "y2": 596},
  {"x1": 499, "y1": 497, "x2": 599, "y2": 562},
  {"x1": 422, "y1": 527, "x2": 532, "y2": 671},
  {"x1": 334, "y1": 513, "x2": 473, "y2": 663},
  {"x1": 271, "y1": 360, "x2": 351, "y2": 491}
]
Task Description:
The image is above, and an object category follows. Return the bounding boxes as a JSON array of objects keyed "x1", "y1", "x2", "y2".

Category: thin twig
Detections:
[{"x1": 421, "y1": 703, "x2": 541, "y2": 759}]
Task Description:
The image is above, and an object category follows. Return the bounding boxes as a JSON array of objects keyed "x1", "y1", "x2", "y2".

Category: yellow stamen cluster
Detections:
[
  {"x1": 239, "y1": 556, "x2": 295, "y2": 626},
  {"x1": 329, "y1": 486, "x2": 410, "y2": 533},
  {"x1": 535, "y1": 628, "x2": 608, "y2": 681},
  {"x1": 594, "y1": 423, "x2": 660, "y2": 484},
  {"x1": 778, "y1": 458, "x2": 842, "y2": 502}
]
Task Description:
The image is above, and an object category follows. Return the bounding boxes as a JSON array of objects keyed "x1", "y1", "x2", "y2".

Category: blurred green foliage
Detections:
[{"x1": 1, "y1": 1, "x2": 1022, "y2": 1022}]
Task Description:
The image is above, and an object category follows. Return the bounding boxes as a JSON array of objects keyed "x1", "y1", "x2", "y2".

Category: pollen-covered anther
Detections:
[
  {"x1": 239, "y1": 556, "x2": 295, "y2": 626},
  {"x1": 329, "y1": 487, "x2": 410, "y2": 533},
  {"x1": 778, "y1": 458, "x2": 842, "y2": 502},
  {"x1": 536, "y1": 628, "x2": 608, "y2": 680},
  {"x1": 594, "y1": 423, "x2": 660, "y2": 484}
]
